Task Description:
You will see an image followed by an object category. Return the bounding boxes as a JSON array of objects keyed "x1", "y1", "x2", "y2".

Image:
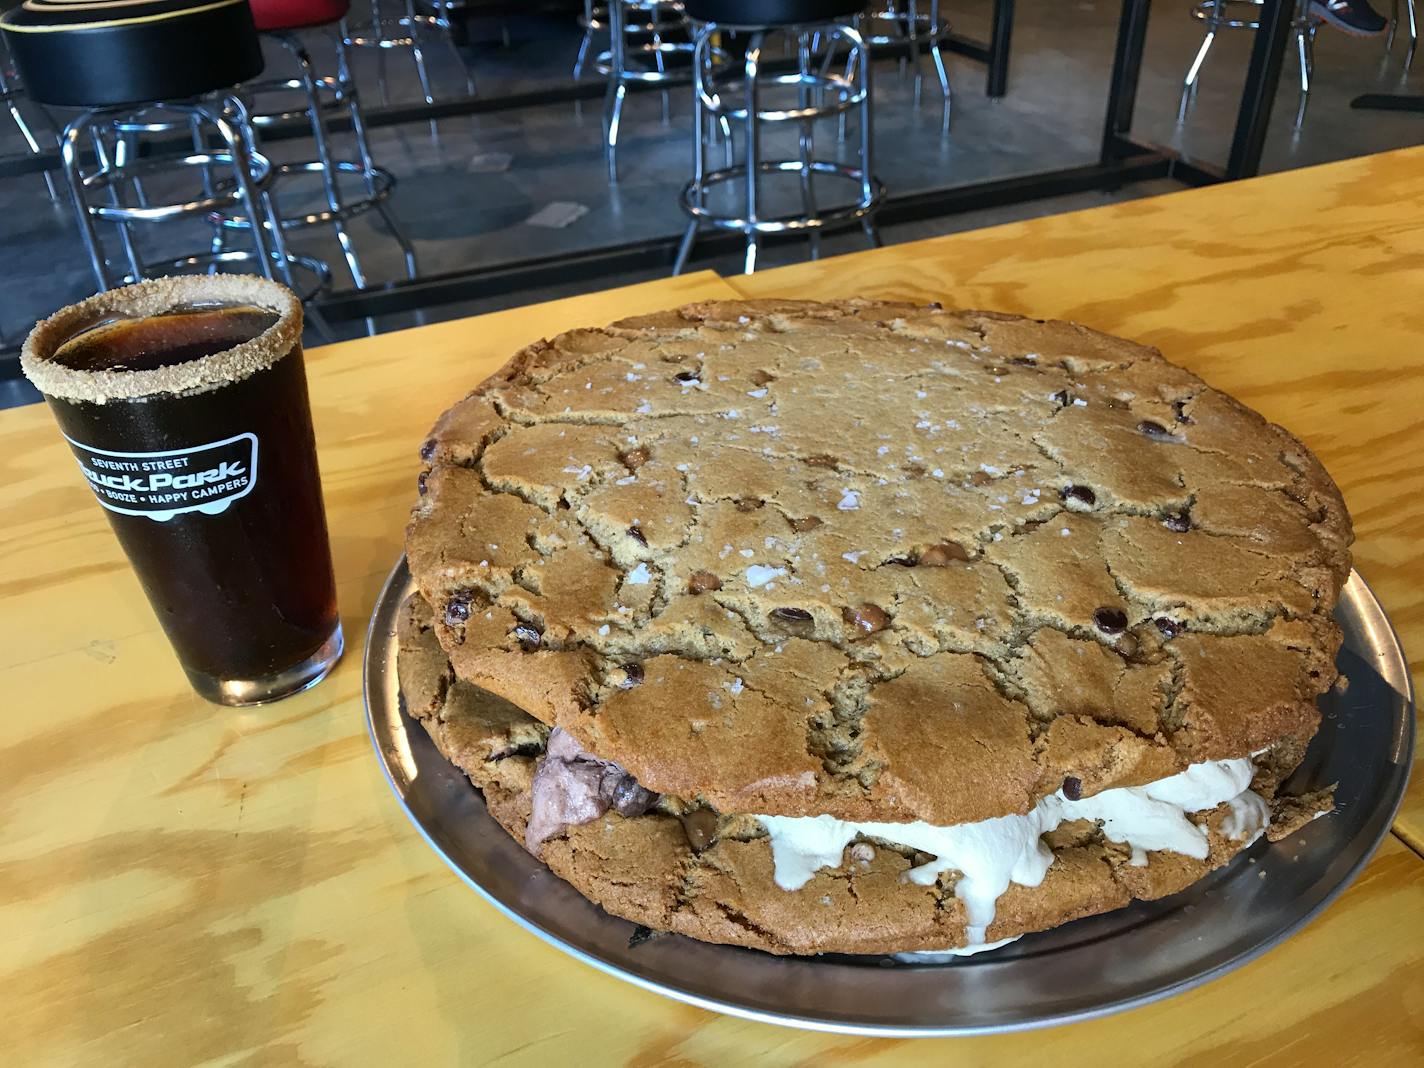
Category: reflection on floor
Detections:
[{"x1": 1, "y1": 0, "x2": 1419, "y2": 387}]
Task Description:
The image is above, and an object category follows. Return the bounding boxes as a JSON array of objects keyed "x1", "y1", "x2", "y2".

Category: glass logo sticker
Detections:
[{"x1": 63, "y1": 432, "x2": 259, "y2": 522}]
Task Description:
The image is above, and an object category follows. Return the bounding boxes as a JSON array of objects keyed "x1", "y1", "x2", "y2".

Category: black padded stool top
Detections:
[
  {"x1": 0, "y1": 0, "x2": 263, "y2": 108},
  {"x1": 682, "y1": 0, "x2": 866, "y2": 28}
]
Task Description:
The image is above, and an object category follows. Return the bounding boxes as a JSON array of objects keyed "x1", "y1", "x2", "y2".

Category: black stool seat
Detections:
[
  {"x1": 682, "y1": 0, "x2": 866, "y2": 28},
  {"x1": 0, "y1": 0, "x2": 263, "y2": 107}
]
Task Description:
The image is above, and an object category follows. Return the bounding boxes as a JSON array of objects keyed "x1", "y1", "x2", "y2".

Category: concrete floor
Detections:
[{"x1": 0, "y1": 0, "x2": 1419, "y2": 396}]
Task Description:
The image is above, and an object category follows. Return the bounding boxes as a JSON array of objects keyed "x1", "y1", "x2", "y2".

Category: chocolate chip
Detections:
[
  {"x1": 609, "y1": 776, "x2": 657, "y2": 818},
  {"x1": 417, "y1": 471, "x2": 429, "y2": 496},
  {"x1": 1172, "y1": 398, "x2": 1194, "y2": 424},
  {"x1": 843, "y1": 603, "x2": 890, "y2": 635},
  {"x1": 674, "y1": 369, "x2": 701, "y2": 383},
  {"x1": 419, "y1": 438, "x2": 437, "y2": 461},
  {"x1": 444, "y1": 591, "x2": 474, "y2": 626},
  {"x1": 512, "y1": 622, "x2": 542, "y2": 651},
  {"x1": 628, "y1": 924, "x2": 657, "y2": 947},
  {"x1": 681, "y1": 808, "x2": 719, "y2": 852},
  {"x1": 918, "y1": 542, "x2": 970, "y2": 566},
  {"x1": 1154, "y1": 617, "x2": 1184, "y2": 639},
  {"x1": 804, "y1": 454, "x2": 840, "y2": 469},
  {"x1": 770, "y1": 606, "x2": 816, "y2": 636},
  {"x1": 903, "y1": 463, "x2": 927, "y2": 478},
  {"x1": 627, "y1": 525, "x2": 648, "y2": 546},
  {"x1": 1061, "y1": 484, "x2": 1097, "y2": 508},
  {"x1": 1105, "y1": 396, "x2": 1130, "y2": 410},
  {"x1": 1115, "y1": 632, "x2": 1139, "y2": 658},
  {"x1": 1093, "y1": 607, "x2": 1128, "y2": 635},
  {"x1": 734, "y1": 497, "x2": 763, "y2": 512},
  {"x1": 1011, "y1": 355, "x2": 1038, "y2": 366},
  {"x1": 1162, "y1": 510, "x2": 1191, "y2": 533},
  {"x1": 620, "y1": 662, "x2": 644, "y2": 688},
  {"x1": 789, "y1": 515, "x2": 823, "y2": 533},
  {"x1": 688, "y1": 570, "x2": 722, "y2": 594},
  {"x1": 750, "y1": 369, "x2": 776, "y2": 386},
  {"x1": 1062, "y1": 776, "x2": 1083, "y2": 801},
  {"x1": 968, "y1": 470, "x2": 994, "y2": 486},
  {"x1": 771, "y1": 607, "x2": 814, "y2": 622},
  {"x1": 621, "y1": 446, "x2": 650, "y2": 470},
  {"x1": 1050, "y1": 389, "x2": 1072, "y2": 408},
  {"x1": 1138, "y1": 420, "x2": 1177, "y2": 442}
]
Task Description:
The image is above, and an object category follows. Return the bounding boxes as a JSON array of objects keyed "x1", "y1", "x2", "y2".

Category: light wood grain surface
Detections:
[
  {"x1": 2, "y1": 154, "x2": 1422, "y2": 1065},
  {"x1": 725, "y1": 146, "x2": 1424, "y2": 857}
]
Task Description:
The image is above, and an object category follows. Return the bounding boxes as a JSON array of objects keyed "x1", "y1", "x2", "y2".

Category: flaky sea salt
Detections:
[
  {"x1": 626, "y1": 563, "x2": 652, "y2": 585},
  {"x1": 837, "y1": 489, "x2": 861, "y2": 510},
  {"x1": 746, "y1": 564, "x2": 786, "y2": 588}
]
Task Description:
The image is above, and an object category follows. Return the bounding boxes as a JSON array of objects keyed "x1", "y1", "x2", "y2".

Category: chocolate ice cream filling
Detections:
[{"x1": 525, "y1": 727, "x2": 657, "y2": 853}]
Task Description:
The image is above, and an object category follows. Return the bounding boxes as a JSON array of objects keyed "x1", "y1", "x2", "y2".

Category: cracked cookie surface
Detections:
[{"x1": 406, "y1": 300, "x2": 1352, "y2": 825}]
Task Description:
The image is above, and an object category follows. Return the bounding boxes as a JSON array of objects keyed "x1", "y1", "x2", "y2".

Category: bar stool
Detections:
[
  {"x1": 859, "y1": 1, "x2": 951, "y2": 114},
  {"x1": 0, "y1": 0, "x2": 324, "y2": 294},
  {"x1": 240, "y1": 0, "x2": 419, "y2": 288},
  {"x1": 343, "y1": 0, "x2": 474, "y2": 106},
  {"x1": 1179, "y1": 0, "x2": 1316, "y2": 130},
  {"x1": 674, "y1": 1, "x2": 883, "y2": 275},
  {"x1": 601, "y1": 1, "x2": 700, "y2": 180},
  {"x1": 1386, "y1": 0, "x2": 1418, "y2": 70}
]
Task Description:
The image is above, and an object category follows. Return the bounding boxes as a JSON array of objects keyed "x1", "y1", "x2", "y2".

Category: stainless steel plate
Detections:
[{"x1": 364, "y1": 559, "x2": 1414, "y2": 1036}]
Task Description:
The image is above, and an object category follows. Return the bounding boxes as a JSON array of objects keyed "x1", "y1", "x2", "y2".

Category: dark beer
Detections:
[{"x1": 23, "y1": 277, "x2": 341, "y2": 705}]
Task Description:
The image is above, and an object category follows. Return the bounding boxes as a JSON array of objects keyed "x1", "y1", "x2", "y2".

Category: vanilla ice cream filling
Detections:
[{"x1": 756, "y1": 758, "x2": 1270, "y2": 947}]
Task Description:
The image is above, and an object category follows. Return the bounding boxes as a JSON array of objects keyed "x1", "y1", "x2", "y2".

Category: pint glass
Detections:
[{"x1": 21, "y1": 275, "x2": 342, "y2": 705}]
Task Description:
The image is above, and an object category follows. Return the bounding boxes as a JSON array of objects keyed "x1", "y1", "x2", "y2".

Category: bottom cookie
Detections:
[{"x1": 397, "y1": 593, "x2": 1331, "y2": 957}]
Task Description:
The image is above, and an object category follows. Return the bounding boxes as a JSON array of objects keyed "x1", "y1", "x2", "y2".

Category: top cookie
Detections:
[{"x1": 407, "y1": 300, "x2": 1351, "y2": 825}]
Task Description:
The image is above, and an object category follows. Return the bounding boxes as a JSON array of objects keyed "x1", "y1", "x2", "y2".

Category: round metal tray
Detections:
[{"x1": 364, "y1": 559, "x2": 1414, "y2": 1036}]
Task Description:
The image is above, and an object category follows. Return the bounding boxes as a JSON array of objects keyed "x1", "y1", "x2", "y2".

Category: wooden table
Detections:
[{"x1": 3, "y1": 152, "x2": 1421, "y2": 1064}]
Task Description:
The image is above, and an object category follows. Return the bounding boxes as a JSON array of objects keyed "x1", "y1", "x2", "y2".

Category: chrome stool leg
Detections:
[
  {"x1": 672, "y1": 22, "x2": 710, "y2": 276},
  {"x1": 280, "y1": 35, "x2": 367, "y2": 287},
  {"x1": 1294, "y1": 7, "x2": 1316, "y2": 131},
  {"x1": 742, "y1": 31, "x2": 764, "y2": 275},
  {"x1": 796, "y1": 31, "x2": 821, "y2": 262},
  {"x1": 59, "y1": 113, "x2": 118, "y2": 292},
  {"x1": 88, "y1": 127, "x2": 146, "y2": 284},
  {"x1": 337, "y1": 30, "x2": 420, "y2": 281},
  {"x1": 0, "y1": 55, "x2": 61, "y2": 201},
  {"x1": 404, "y1": 0, "x2": 436, "y2": 105},
  {"x1": 574, "y1": 0, "x2": 600, "y2": 78},
  {"x1": 216, "y1": 95, "x2": 285, "y2": 284},
  {"x1": 1178, "y1": 1, "x2": 1221, "y2": 123},
  {"x1": 853, "y1": 24, "x2": 881, "y2": 250},
  {"x1": 927, "y1": 0, "x2": 952, "y2": 102},
  {"x1": 1407, "y1": 0, "x2": 1419, "y2": 70},
  {"x1": 603, "y1": 0, "x2": 628, "y2": 181}
]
